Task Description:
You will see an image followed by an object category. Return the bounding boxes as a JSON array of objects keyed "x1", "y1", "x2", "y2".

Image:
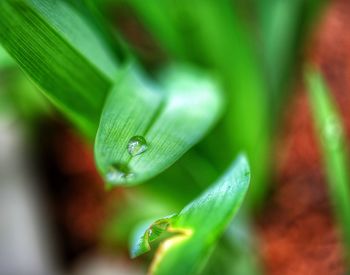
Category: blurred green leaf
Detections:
[
  {"x1": 126, "y1": 0, "x2": 188, "y2": 59},
  {"x1": 259, "y1": 0, "x2": 304, "y2": 95},
  {"x1": 258, "y1": 0, "x2": 328, "y2": 109},
  {"x1": 95, "y1": 64, "x2": 223, "y2": 186},
  {"x1": 202, "y1": 212, "x2": 262, "y2": 275},
  {"x1": 306, "y1": 68, "x2": 350, "y2": 262},
  {"x1": 0, "y1": 45, "x2": 14, "y2": 68},
  {"x1": 130, "y1": 154, "x2": 250, "y2": 274},
  {"x1": 0, "y1": 0, "x2": 118, "y2": 138}
]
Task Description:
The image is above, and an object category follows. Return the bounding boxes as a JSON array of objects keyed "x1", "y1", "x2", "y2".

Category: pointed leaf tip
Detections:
[{"x1": 95, "y1": 64, "x2": 223, "y2": 186}]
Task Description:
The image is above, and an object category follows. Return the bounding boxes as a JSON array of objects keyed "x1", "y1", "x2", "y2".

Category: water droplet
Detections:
[
  {"x1": 127, "y1": 136, "x2": 148, "y2": 156},
  {"x1": 148, "y1": 221, "x2": 169, "y2": 242},
  {"x1": 148, "y1": 227, "x2": 159, "y2": 242},
  {"x1": 105, "y1": 163, "x2": 132, "y2": 184}
]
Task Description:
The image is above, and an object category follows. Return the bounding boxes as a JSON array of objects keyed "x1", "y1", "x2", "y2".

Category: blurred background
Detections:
[{"x1": 1, "y1": 0, "x2": 350, "y2": 274}]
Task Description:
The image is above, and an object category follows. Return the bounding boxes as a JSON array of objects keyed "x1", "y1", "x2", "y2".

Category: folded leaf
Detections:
[
  {"x1": 0, "y1": 0, "x2": 118, "y2": 137},
  {"x1": 130, "y1": 155, "x2": 250, "y2": 274},
  {"x1": 95, "y1": 64, "x2": 223, "y2": 186}
]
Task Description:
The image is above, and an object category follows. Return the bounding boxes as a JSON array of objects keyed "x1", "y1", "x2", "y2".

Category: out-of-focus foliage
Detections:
[
  {"x1": 306, "y1": 69, "x2": 350, "y2": 263},
  {"x1": 0, "y1": 46, "x2": 49, "y2": 122}
]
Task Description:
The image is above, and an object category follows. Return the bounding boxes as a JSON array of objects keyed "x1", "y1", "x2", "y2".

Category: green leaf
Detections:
[
  {"x1": 129, "y1": 154, "x2": 250, "y2": 274},
  {"x1": 126, "y1": 0, "x2": 189, "y2": 59},
  {"x1": 0, "y1": 0, "x2": 118, "y2": 138},
  {"x1": 0, "y1": 45, "x2": 14, "y2": 68},
  {"x1": 95, "y1": 64, "x2": 223, "y2": 186},
  {"x1": 306, "y1": 68, "x2": 350, "y2": 262},
  {"x1": 201, "y1": 212, "x2": 262, "y2": 275},
  {"x1": 128, "y1": 0, "x2": 271, "y2": 206}
]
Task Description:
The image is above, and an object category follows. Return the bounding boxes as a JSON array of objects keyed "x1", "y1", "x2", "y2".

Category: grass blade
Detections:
[
  {"x1": 306, "y1": 68, "x2": 350, "y2": 262},
  {"x1": 95, "y1": 64, "x2": 223, "y2": 186},
  {"x1": 129, "y1": 154, "x2": 250, "y2": 274},
  {"x1": 0, "y1": 0, "x2": 118, "y2": 138},
  {"x1": 127, "y1": 0, "x2": 188, "y2": 59}
]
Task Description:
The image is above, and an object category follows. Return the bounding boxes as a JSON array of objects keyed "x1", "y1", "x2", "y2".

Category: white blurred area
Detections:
[
  {"x1": 72, "y1": 254, "x2": 143, "y2": 275},
  {"x1": 0, "y1": 115, "x2": 144, "y2": 275},
  {"x1": 0, "y1": 115, "x2": 59, "y2": 275}
]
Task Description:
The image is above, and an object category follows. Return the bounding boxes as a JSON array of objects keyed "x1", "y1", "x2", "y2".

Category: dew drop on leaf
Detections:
[
  {"x1": 105, "y1": 163, "x2": 132, "y2": 184},
  {"x1": 127, "y1": 136, "x2": 148, "y2": 156},
  {"x1": 148, "y1": 221, "x2": 169, "y2": 242}
]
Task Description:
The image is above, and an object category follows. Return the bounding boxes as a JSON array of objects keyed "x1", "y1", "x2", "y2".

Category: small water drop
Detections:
[
  {"x1": 148, "y1": 221, "x2": 169, "y2": 242},
  {"x1": 105, "y1": 163, "x2": 132, "y2": 184},
  {"x1": 127, "y1": 136, "x2": 148, "y2": 156}
]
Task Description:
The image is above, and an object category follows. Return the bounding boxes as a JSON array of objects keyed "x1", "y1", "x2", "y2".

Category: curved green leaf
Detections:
[
  {"x1": 129, "y1": 154, "x2": 250, "y2": 274},
  {"x1": 95, "y1": 64, "x2": 223, "y2": 186},
  {"x1": 0, "y1": 0, "x2": 118, "y2": 138}
]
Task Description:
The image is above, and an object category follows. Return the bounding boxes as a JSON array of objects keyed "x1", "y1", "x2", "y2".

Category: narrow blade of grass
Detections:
[
  {"x1": 0, "y1": 0, "x2": 119, "y2": 138},
  {"x1": 306, "y1": 68, "x2": 350, "y2": 262},
  {"x1": 126, "y1": 0, "x2": 188, "y2": 59}
]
